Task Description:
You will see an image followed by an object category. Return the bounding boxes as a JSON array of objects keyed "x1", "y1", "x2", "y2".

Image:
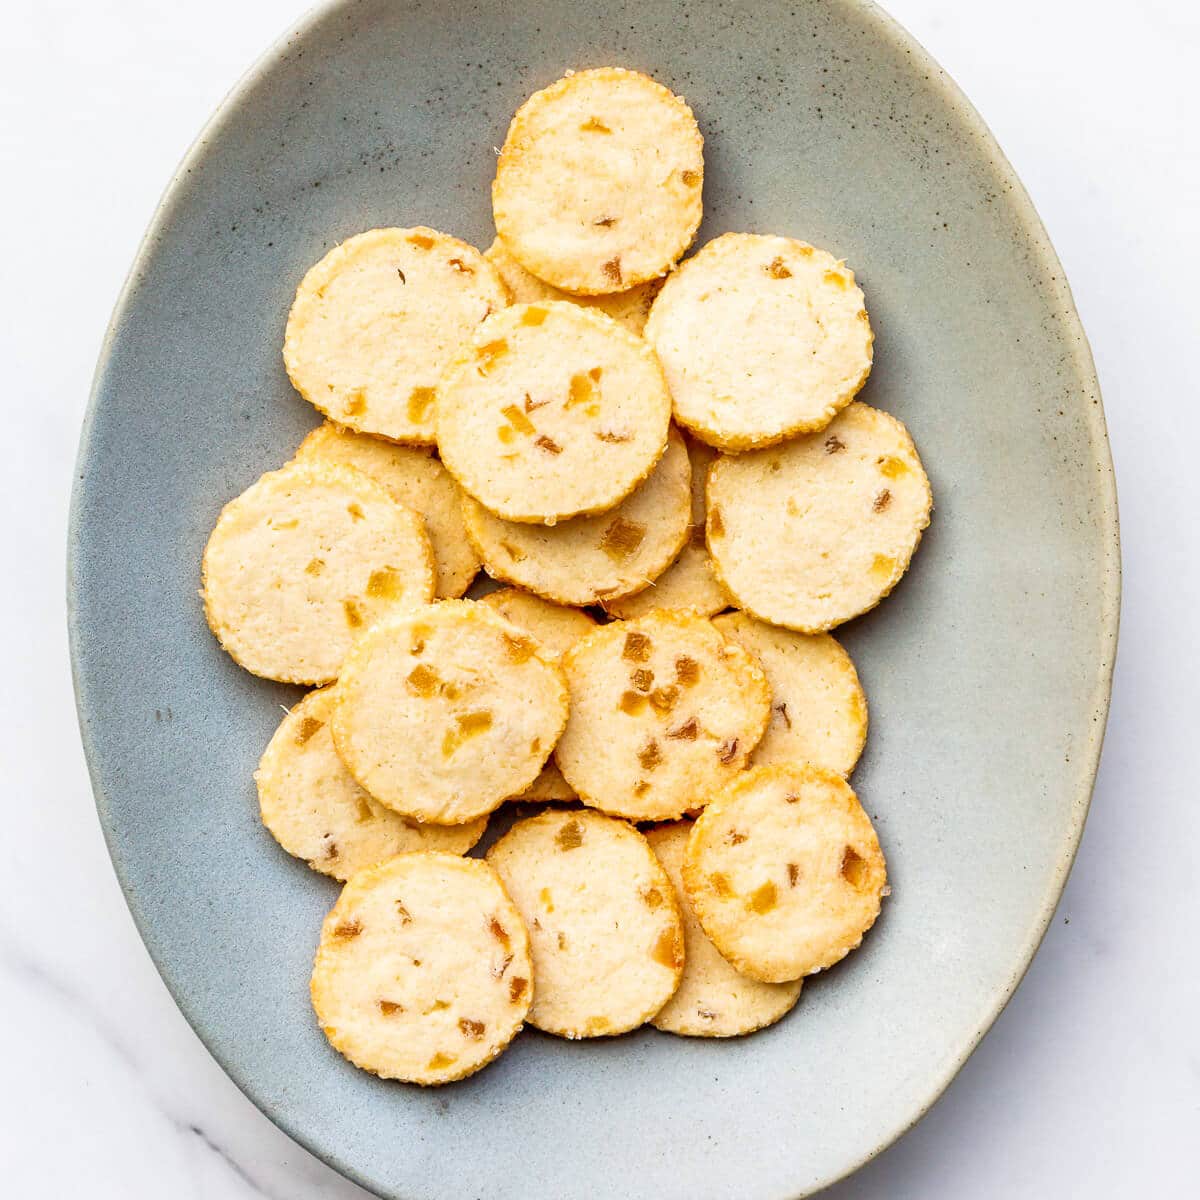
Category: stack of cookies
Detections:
[{"x1": 201, "y1": 67, "x2": 932, "y2": 1085}]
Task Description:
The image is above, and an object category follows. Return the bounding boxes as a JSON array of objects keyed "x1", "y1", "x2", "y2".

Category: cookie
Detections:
[
  {"x1": 283, "y1": 227, "x2": 508, "y2": 444},
  {"x1": 516, "y1": 758, "x2": 576, "y2": 802},
  {"x1": 436, "y1": 301, "x2": 671, "y2": 524},
  {"x1": 601, "y1": 535, "x2": 729, "y2": 620},
  {"x1": 706, "y1": 402, "x2": 933, "y2": 632},
  {"x1": 603, "y1": 433, "x2": 729, "y2": 619},
  {"x1": 201, "y1": 461, "x2": 435, "y2": 684},
  {"x1": 477, "y1": 588, "x2": 593, "y2": 804},
  {"x1": 462, "y1": 426, "x2": 691, "y2": 606},
  {"x1": 682, "y1": 764, "x2": 887, "y2": 982},
  {"x1": 294, "y1": 422, "x2": 479, "y2": 598},
  {"x1": 484, "y1": 237, "x2": 660, "y2": 334},
  {"x1": 556, "y1": 611, "x2": 772, "y2": 821},
  {"x1": 255, "y1": 687, "x2": 487, "y2": 880},
  {"x1": 492, "y1": 67, "x2": 704, "y2": 295},
  {"x1": 646, "y1": 822, "x2": 802, "y2": 1037},
  {"x1": 477, "y1": 587, "x2": 597, "y2": 662},
  {"x1": 486, "y1": 810, "x2": 683, "y2": 1038},
  {"x1": 644, "y1": 232, "x2": 874, "y2": 450},
  {"x1": 310, "y1": 852, "x2": 532, "y2": 1084},
  {"x1": 712, "y1": 613, "x2": 867, "y2": 777},
  {"x1": 331, "y1": 601, "x2": 568, "y2": 824}
]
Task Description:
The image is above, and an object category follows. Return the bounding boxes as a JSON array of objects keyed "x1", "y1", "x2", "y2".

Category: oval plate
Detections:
[{"x1": 68, "y1": 1, "x2": 1119, "y2": 1196}]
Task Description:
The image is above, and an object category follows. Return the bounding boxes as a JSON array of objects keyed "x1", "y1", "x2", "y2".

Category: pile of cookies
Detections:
[{"x1": 202, "y1": 67, "x2": 932, "y2": 1085}]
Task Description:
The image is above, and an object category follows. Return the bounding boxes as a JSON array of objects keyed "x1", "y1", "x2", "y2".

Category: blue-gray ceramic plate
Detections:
[{"x1": 68, "y1": 1, "x2": 1119, "y2": 1196}]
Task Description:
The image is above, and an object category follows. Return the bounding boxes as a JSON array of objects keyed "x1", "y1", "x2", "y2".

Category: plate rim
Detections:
[{"x1": 67, "y1": 1, "x2": 1121, "y2": 1195}]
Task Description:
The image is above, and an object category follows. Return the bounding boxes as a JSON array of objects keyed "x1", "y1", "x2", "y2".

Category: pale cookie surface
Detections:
[
  {"x1": 284, "y1": 227, "x2": 508, "y2": 443},
  {"x1": 707, "y1": 402, "x2": 932, "y2": 632},
  {"x1": 436, "y1": 302, "x2": 671, "y2": 523},
  {"x1": 646, "y1": 823, "x2": 802, "y2": 1037},
  {"x1": 713, "y1": 613, "x2": 867, "y2": 777},
  {"x1": 486, "y1": 810, "x2": 683, "y2": 1038},
  {"x1": 295, "y1": 422, "x2": 479, "y2": 598},
  {"x1": 332, "y1": 601, "x2": 568, "y2": 823},
  {"x1": 310, "y1": 853, "x2": 532, "y2": 1084},
  {"x1": 201, "y1": 461, "x2": 435, "y2": 684},
  {"x1": 476, "y1": 588, "x2": 592, "y2": 803},
  {"x1": 484, "y1": 237, "x2": 660, "y2": 334},
  {"x1": 683, "y1": 764, "x2": 887, "y2": 982},
  {"x1": 477, "y1": 587, "x2": 596, "y2": 662},
  {"x1": 645, "y1": 232, "x2": 874, "y2": 450},
  {"x1": 517, "y1": 758, "x2": 576, "y2": 802},
  {"x1": 557, "y1": 611, "x2": 771, "y2": 821},
  {"x1": 605, "y1": 433, "x2": 729, "y2": 619},
  {"x1": 463, "y1": 426, "x2": 691, "y2": 606},
  {"x1": 255, "y1": 688, "x2": 486, "y2": 880},
  {"x1": 492, "y1": 67, "x2": 704, "y2": 295}
]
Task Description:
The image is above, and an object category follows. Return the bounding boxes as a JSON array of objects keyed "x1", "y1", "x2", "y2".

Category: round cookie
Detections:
[
  {"x1": 646, "y1": 822, "x2": 802, "y2": 1037},
  {"x1": 332, "y1": 601, "x2": 568, "y2": 824},
  {"x1": 283, "y1": 227, "x2": 508, "y2": 444},
  {"x1": 484, "y1": 237, "x2": 661, "y2": 335},
  {"x1": 294, "y1": 423, "x2": 479, "y2": 598},
  {"x1": 602, "y1": 535, "x2": 728, "y2": 619},
  {"x1": 713, "y1": 613, "x2": 867, "y2": 777},
  {"x1": 517, "y1": 758, "x2": 576, "y2": 803},
  {"x1": 645, "y1": 232, "x2": 874, "y2": 450},
  {"x1": 556, "y1": 611, "x2": 772, "y2": 822},
  {"x1": 462, "y1": 426, "x2": 691, "y2": 606},
  {"x1": 706, "y1": 402, "x2": 933, "y2": 632},
  {"x1": 477, "y1": 587, "x2": 597, "y2": 662},
  {"x1": 201, "y1": 461, "x2": 435, "y2": 684},
  {"x1": 436, "y1": 301, "x2": 671, "y2": 524},
  {"x1": 475, "y1": 588, "x2": 593, "y2": 804},
  {"x1": 310, "y1": 853, "x2": 532, "y2": 1085},
  {"x1": 486, "y1": 810, "x2": 684, "y2": 1038},
  {"x1": 492, "y1": 67, "x2": 704, "y2": 295},
  {"x1": 255, "y1": 688, "x2": 487, "y2": 880},
  {"x1": 604, "y1": 433, "x2": 729, "y2": 619},
  {"x1": 682, "y1": 764, "x2": 887, "y2": 982}
]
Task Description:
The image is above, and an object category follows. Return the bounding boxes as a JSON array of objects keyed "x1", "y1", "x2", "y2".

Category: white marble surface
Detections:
[{"x1": 2, "y1": 0, "x2": 1197, "y2": 1195}]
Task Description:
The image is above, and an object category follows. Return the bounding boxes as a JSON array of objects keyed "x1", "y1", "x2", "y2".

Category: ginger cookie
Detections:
[
  {"x1": 255, "y1": 688, "x2": 486, "y2": 880},
  {"x1": 284, "y1": 227, "x2": 508, "y2": 444},
  {"x1": 331, "y1": 601, "x2": 568, "y2": 824},
  {"x1": 478, "y1": 587, "x2": 593, "y2": 803},
  {"x1": 644, "y1": 232, "x2": 873, "y2": 450},
  {"x1": 516, "y1": 758, "x2": 576, "y2": 803},
  {"x1": 706, "y1": 402, "x2": 932, "y2": 632},
  {"x1": 556, "y1": 611, "x2": 771, "y2": 821},
  {"x1": 682, "y1": 764, "x2": 887, "y2": 982},
  {"x1": 295, "y1": 422, "x2": 479, "y2": 598},
  {"x1": 713, "y1": 612, "x2": 867, "y2": 777},
  {"x1": 477, "y1": 587, "x2": 597, "y2": 662},
  {"x1": 310, "y1": 853, "x2": 532, "y2": 1084},
  {"x1": 486, "y1": 809, "x2": 683, "y2": 1038},
  {"x1": 603, "y1": 538, "x2": 728, "y2": 619},
  {"x1": 646, "y1": 822, "x2": 802, "y2": 1037},
  {"x1": 604, "y1": 432, "x2": 729, "y2": 619},
  {"x1": 462, "y1": 425, "x2": 691, "y2": 606},
  {"x1": 492, "y1": 67, "x2": 704, "y2": 295},
  {"x1": 436, "y1": 301, "x2": 671, "y2": 524},
  {"x1": 483, "y1": 237, "x2": 661, "y2": 334},
  {"x1": 201, "y1": 461, "x2": 435, "y2": 684}
]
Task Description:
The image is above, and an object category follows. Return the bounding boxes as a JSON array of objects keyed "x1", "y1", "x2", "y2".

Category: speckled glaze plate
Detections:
[{"x1": 68, "y1": 2, "x2": 1119, "y2": 1197}]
